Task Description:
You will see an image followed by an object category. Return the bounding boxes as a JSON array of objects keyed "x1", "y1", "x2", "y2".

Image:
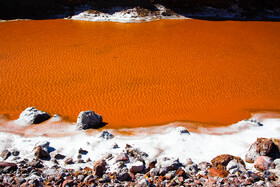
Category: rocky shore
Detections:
[{"x1": 1, "y1": 107, "x2": 280, "y2": 186}]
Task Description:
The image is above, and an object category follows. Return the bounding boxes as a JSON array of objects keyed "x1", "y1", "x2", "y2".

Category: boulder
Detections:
[
  {"x1": 129, "y1": 161, "x2": 144, "y2": 173},
  {"x1": 17, "y1": 107, "x2": 51, "y2": 125},
  {"x1": 245, "y1": 138, "x2": 280, "y2": 163},
  {"x1": 93, "y1": 159, "x2": 106, "y2": 177},
  {"x1": 211, "y1": 154, "x2": 245, "y2": 170},
  {"x1": 254, "y1": 156, "x2": 273, "y2": 171},
  {"x1": 1, "y1": 149, "x2": 11, "y2": 160},
  {"x1": 77, "y1": 110, "x2": 103, "y2": 130},
  {"x1": 99, "y1": 131, "x2": 114, "y2": 140}
]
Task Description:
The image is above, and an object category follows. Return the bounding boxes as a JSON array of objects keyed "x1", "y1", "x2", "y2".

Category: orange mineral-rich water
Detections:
[{"x1": 0, "y1": 19, "x2": 280, "y2": 128}]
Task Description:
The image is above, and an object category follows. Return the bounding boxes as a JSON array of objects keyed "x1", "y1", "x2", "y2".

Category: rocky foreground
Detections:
[{"x1": 1, "y1": 136, "x2": 280, "y2": 186}]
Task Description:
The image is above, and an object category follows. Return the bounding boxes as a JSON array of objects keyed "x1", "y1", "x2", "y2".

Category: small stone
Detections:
[
  {"x1": 115, "y1": 152, "x2": 129, "y2": 162},
  {"x1": 99, "y1": 131, "x2": 114, "y2": 140},
  {"x1": 93, "y1": 159, "x2": 106, "y2": 177},
  {"x1": 117, "y1": 172, "x2": 130, "y2": 181},
  {"x1": 198, "y1": 162, "x2": 211, "y2": 171},
  {"x1": 112, "y1": 143, "x2": 119, "y2": 149},
  {"x1": 11, "y1": 149, "x2": 20, "y2": 156},
  {"x1": 254, "y1": 156, "x2": 273, "y2": 171},
  {"x1": 150, "y1": 168, "x2": 159, "y2": 177},
  {"x1": 64, "y1": 158, "x2": 73, "y2": 164},
  {"x1": 54, "y1": 153, "x2": 66, "y2": 159},
  {"x1": 30, "y1": 160, "x2": 44, "y2": 168},
  {"x1": 79, "y1": 148, "x2": 88, "y2": 154},
  {"x1": 34, "y1": 146, "x2": 49, "y2": 159},
  {"x1": 129, "y1": 161, "x2": 144, "y2": 173},
  {"x1": 1, "y1": 149, "x2": 11, "y2": 160},
  {"x1": 185, "y1": 163, "x2": 198, "y2": 174},
  {"x1": 208, "y1": 167, "x2": 229, "y2": 178},
  {"x1": 185, "y1": 158, "x2": 193, "y2": 166}
]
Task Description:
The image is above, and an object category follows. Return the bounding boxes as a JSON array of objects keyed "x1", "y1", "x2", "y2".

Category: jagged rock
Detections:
[
  {"x1": 1, "y1": 149, "x2": 11, "y2": 160},
  {"x1": 115, "y1": 152, "x2": 129, "y2": 162},
  {"x1": 34, "y1": 146, "x2": 49, "y2": 159},
  {"x1": 129, "y1": 161, "x2": 144, "y2": 173},
  {"x1": 211, "y1": 154, "x2": 245, "y2": 170},
  {"x1": 54, "y1": 153, "x2": 66, "y2": 160},
  {"x1": 254, "y1": 156, "x2": 273, "y2": 171},
  {"x1": 93, "y1": 159, "x2": 106, "y2": 177},
  {"x1": 76, "y1": 110, "x2": 103, "y2": 130},
  {"x1": 245, "y1": 138, "x2": 280, "y2": 163},
  {"x1": 148, "y1": 159, "x2": 157, "y2": 169},
  {"x1": 17, "y1": 107, "x2": 51, "y2": 125},
  {"x1": 78, "y1": 148, "x2": 88, "y2": 154}
]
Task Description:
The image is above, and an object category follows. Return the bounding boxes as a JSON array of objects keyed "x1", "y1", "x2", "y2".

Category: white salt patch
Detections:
[{"x1": 0, "y1": 115, "x2": 280, "y2": 172}]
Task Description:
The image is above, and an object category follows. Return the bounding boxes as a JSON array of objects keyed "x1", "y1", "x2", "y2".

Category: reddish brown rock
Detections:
[
  {"x1": 245, "y1": 138, "x2": 280, "y2": 163},
  {"x1": 34, "y1": 146, "x2": 49, "y2": 159},
  {"x1": 254, "y1": 156, "x2": 273, "y2": 171},
  {"x1": 208, "y1": 167, "x2": 229, "y2": 178},
  {"x1": 62, "y1": 177, "x2": 74, "y2": 187},
  {"x1": 115, "y1": 152, "x2": 129, "y2": 162},
  {"x1": 176, "y1": 168, "x2": 186, "y2": 177},
  {"x1": 93, "y1": 159, "x2": 106, "y2": 177},
  {"x1": 211, "y1": 154, "x2": 245, "y2": 170}
]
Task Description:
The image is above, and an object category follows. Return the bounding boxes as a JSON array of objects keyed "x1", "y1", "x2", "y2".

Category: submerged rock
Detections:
[
  {"x1": 77, "y1": 110, "x2": 103, "y2": 130},
  {"x1": 17, "y1": 107, "x2": 51, "y2": 125}
]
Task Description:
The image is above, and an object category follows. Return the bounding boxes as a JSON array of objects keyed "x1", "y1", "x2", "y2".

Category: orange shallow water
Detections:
[{"x1": 0, "y1": 19, "x2": 280, "y2": 128}]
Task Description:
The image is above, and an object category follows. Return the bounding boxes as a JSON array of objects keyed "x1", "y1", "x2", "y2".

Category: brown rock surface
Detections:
[
  {"x1": 254, "y1": 156, "x2": 273, "y2": 171},
  {"x1": 93, "y1": 159, "x2": 106, "y2": 177},
  {"x1": 208, "y1": 167, "x2": 229, "y2": 178},
  {"x1": 211, "y1": 154, "x2": 245, "y2": 170},
  {"x1": 34, "y1": 146, "x2": 49, "y2": 159}
]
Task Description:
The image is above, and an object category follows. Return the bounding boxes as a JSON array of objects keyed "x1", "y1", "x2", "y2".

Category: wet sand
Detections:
[{"x1": 0, "y1": 19, "x2": 280, "y2": 128}]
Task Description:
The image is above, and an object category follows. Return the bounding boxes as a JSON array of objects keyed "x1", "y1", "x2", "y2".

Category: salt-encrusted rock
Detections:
[
  {"x1": 198, "y1": 162, "x2": 211, "y2": 171},
  {"x1": 150, "y1": 168, "x2": 160, "y2": 177},
  {"x1": 226, "y1": 159, "x2": 247, "y2": 174},
  {"x1": 211, "y1": 154, "x2": 245, "y2": 170},
  {"x1": 99, "y1": 131, "x2": 114, "y2": 140},
  {"x1": 77, "y1": 110, "x2": 103, "y2": 130},
  {"x1": 159, "y1": 167, "x2": 168, "y2": 176},
  {"x1": 157, "y1": 158, "x2": 181, "y2": 171},
  {"x1": 1, "y1": 149, "x2": 11, "y2": 160},
  {"x1": 115, "y1": 152, "x2": 129, "y2": 162},
  {"x1": 129, "y1": 161, "x2": 144, "y2": 173},
  {"x1": 245, "y1": 118, "x2": 263, "y2": 126},
  {"x1": 176, "y1": 127, "x2": 190, "y2": 134},
  {"x1": 254, "y1": 156, "x2": 273, "y2": 171},
  {"x1": 17, "y1": 107, "x2": 51, "y2": 125},
  {"x1": 245, "y1": 138, "x2": 280, "y2": 163},
  {"x1": 93, "y1": 159, "x2": 106, "y2": 177},
  {"x1": 185, "y1": 163, "x2": 198, "y2": 174}
]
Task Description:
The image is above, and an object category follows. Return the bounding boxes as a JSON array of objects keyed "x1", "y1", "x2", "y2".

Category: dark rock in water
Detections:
[
  {"x1": 77, "y1": 110, "x2": 103, "y2": 130},
  {"x1": 18, "y1": 107, "x2": 51, "y2": 125},
  {"x1": 1, "y1": 149, "x2": 11, "y2": 160},
  {"x1": 34, "y1": 146, "x2": 49, "y2": 160},
  {"x1": 54, "y1": 153, "x2": 66, "y2": 160},
  {"x1": 245, "y1": 138, "x2": 280, "y2": 163},
  {"x1": 78, "y1": 148, "x2": 88, "y2": 154},
  {"x1": 93, "y1": 159, "x2": 106, "y2": 177},
  {"x1": 99, "y1": 131, "x2": 114, "y2": 140}
]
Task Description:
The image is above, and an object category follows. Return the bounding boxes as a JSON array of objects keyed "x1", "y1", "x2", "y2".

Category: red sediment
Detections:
[{"x1": 0, "y1": 19, "x2": 279, "y2": 129}]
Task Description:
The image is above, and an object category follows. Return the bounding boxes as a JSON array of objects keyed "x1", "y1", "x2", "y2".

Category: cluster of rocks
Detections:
[
  {"x1": 1, "y1": 135, "x2": 280, "y2": 186},
  {"x1": 17, "y1": 107, "x2": 104, "y2": 130}
]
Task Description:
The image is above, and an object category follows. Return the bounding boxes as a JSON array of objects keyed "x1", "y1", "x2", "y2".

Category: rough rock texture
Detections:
[
  {"x1": 245, "y1": 138, "x2": 280, "y2": 163},
  {"x1": 211, "y1": 154, "x2": 245, "y2": 170},
  {"x1": 254, "y1": 156, "x2": 273, "y2": 171},
  {"x1": 129, "y1": 161, "x2": 144, "y2": 173},
  {"x1": 226, "y1": 159, "x2": 247, "y2": 174},
  {"x1": 93, "y1": 159, "x2": 106, "y2": 177},
  {"x1": 77, "y1": 110, "x2": 103, "y2": 130},
  {"x1": 17, "y1": 107, "x2": 51, "y2": 125},
  {"x1": 208, "y1": 167, "x2": 229, "y2": 178}
]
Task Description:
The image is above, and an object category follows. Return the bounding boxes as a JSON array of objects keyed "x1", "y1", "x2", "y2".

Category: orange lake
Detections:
[{"x1": 0, "y1": 19, "x2": 280, "y2": 129}]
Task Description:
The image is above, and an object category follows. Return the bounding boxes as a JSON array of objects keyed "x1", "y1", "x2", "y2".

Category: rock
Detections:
[
  {"x1": 43, "y1": 168, "x2": 57, "y2": 176},
  {"x1": 78, "y1": 148, "x2": 88, "y2": 154},
  {"x1": 34, "y1": 146, "x2": 49, "y2": 159},
  {"x1": 208, "y1": 167, "x2": 229, "y2": 178},
  {"x1": 93, "y1": 159, "x2": 106, "y2": 177},
  {"x1": 62, "y1": 177, "x2": 74, "y2": 187},
  {"x1": 129, "y1": 161, "x2": 144, "y2": 173},
  {"x1": 117, "y1": 172, "x2": 130, "y2": 181},
  {"x1": 211, "y1": 154, "x2": 245, "y2": 170},
  {"x1": 77, "y1": 110, "x2": 103, "y2": 130},
  {"x1": 226, "y1": 159, "x2": 247, "y2": 174},
  {"x1": 185, "y1": 158, "x2": 193, "y2": 166},
  {"x1": 17, "y1": 107, "x2": 51, "y2": 125},
  {"x1": 150, "y1": 168, "x2": 160, "y2": 177},
  {"x1": 245, "y1": 138, "x2": 280, "y2": 163},
  {"x1": 54, "y1": 153, "x2": 66, "y2": 159},
  {"x1": 198, "y1": 162, "x2": 211, "y2": 171},
  {"x1": 148, "y1": 159, "x2": 157, "y2": 169},
  {"x1": 30, "y1": 160, "x2": 44, "y2": 168},
  {"x1": 159, "y1": 167, "x2": 168, "y2": 176},
  {"x1": 245, "y1": 118, "x2": 263, "y2": 126},
  {"x1": 11, "y1": 149, "x2": 19, "y2": 156},
  {"x1": 64, "y1": 158, "x2": 73, "y2": 164},
  {"x1": 0, "y1": 162, "x2": 17, "y2": 172},
  {"x1": 1, "y1": 149, "x2": 11, "y2": 160},
  {"x1": 112, "y1": 143, "x2": 119, "y2": 149},
  {"x1": 157, "y1": 158, "x2": 181, "y2": 171},
  {"x1": 254, "y1": 156, "x2": 273, "y2": 171},
  {"x1": 185, "y1": 163, "x2": 198, "y2": 174},
  {"x1": 115, "y1": 152, "x2": 129, "y2": 162},
  {"x1": 176, "y1": 127, "x2": 190, "y2": 134},
  {"x1": 99, "y1": 131, "x2": 114, "y2": 140}
]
